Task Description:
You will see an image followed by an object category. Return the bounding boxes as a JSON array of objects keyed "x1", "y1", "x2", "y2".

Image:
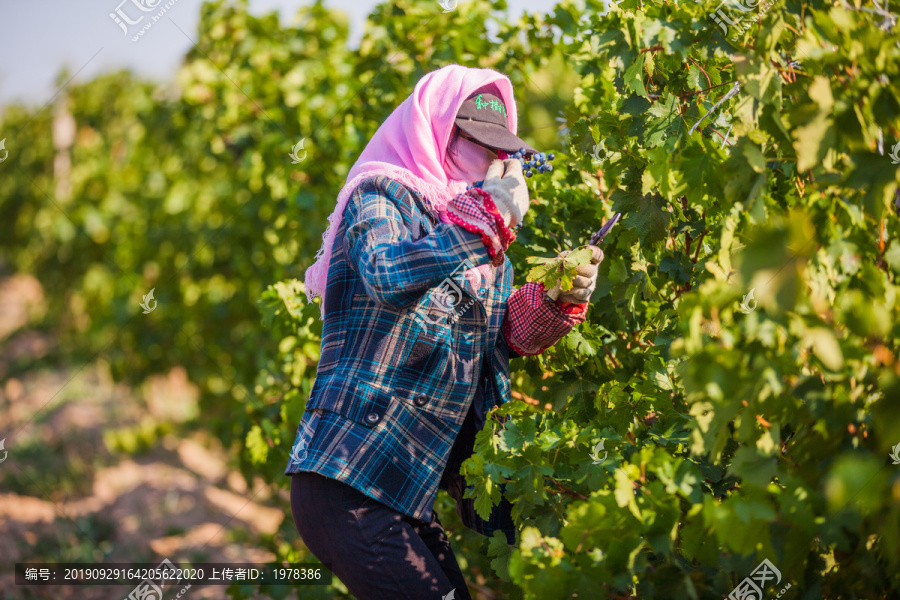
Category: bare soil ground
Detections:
[{"x1": 0, "y1": 275, "x2": 304, "y2": 600}]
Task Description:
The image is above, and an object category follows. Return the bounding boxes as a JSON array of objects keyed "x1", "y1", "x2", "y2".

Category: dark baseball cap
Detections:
[{"x1": 454, "y1": 92, "x2": 537, "y2": 155}]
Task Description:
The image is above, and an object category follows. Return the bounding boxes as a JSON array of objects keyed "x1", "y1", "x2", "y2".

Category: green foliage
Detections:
[
  {"x1": 526, "y1": 246, "x2": 594, "y2": 290},
  {"x1": 3, "y1": 0, "x2": 900, "y2": 598},
  {"x1": 465, "y1": 0, "x2": 900, "y2": 595},
  {"x1": 103, "y1": 418, "x2": 173, "y2": 455}
]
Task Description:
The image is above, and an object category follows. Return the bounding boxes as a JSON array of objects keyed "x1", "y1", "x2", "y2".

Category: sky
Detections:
[{"x1": 0, "y1": 0, "x2": 556, "y2": 108}]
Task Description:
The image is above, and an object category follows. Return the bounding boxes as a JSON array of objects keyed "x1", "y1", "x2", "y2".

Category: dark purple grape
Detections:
[{"x1": 509, "y1": 150, "x2": 557, "y2": 177}]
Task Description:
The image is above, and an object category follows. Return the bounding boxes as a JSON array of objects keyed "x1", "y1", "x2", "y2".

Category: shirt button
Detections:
[
  {"x1": 364, "y1": 412, "x2": 381, "y2": 426},
  {"x1": 413, "y1": 394, "x2": 428, "y2": 407}
]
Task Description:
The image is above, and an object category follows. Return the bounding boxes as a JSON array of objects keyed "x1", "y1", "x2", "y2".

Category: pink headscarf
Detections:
[{"x1": 304, "y1": 64, "x2": 522, "y2": 318}]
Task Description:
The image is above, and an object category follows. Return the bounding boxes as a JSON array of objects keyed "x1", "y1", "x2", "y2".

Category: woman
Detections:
[{"x1": 286, "y1": 64, "x2": 602, "y2": 600}]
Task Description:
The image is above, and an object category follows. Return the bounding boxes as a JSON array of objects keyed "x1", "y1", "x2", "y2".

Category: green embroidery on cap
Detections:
[{"x1": 474, "y1": 94, "x2": 507, "y2": 116}]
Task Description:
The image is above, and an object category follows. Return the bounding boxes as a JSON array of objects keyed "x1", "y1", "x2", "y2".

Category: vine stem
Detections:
[
  {"x1": 782, "y1": 22, "x2": 802, "y2": 38},
  {"x1": 708, "y1": 124, "x2": 736, "y2": 147},
  {"x1": 548, "y1": 477, "x2": 589, "y2": 500},
  {"x1": 672, "y1": 283, "x2": 692, "y2": 301},
  {"x1": 679, "y1": 80, "x2": 733, "y2": 100},
  {"x1": 603, "y1": 344, "x2": 620, "y2": 369},
  {"x1": 687, "y1": 57, "x2": 712, "y2": 90},
  {"x1": 574, "y1": 529, "x2": 590, "y2": 553},
  {"x1": 772, "y1": 59, "x2": 794, "y2": 84},
  {"x1": 692, "y1": 231, "x2": 707, "y2": 263}
]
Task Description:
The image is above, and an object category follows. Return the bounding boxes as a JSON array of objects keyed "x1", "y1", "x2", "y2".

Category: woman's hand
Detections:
[
  {"x1": 546, "y1": 245, "x2": 604, "y2": 304},
  {"x1": 480, "y1": 158, "x2": 530, "y2": 229}
]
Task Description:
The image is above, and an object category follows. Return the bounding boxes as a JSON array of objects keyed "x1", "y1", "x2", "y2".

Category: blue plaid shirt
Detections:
[{"x1": 285, "y1": 175, "x2": 567, "y2": 544}]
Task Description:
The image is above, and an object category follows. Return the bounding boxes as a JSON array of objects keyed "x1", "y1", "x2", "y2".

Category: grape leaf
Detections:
[{"x1": 624, "y1": 53, "x2": 648, "y2": 98}]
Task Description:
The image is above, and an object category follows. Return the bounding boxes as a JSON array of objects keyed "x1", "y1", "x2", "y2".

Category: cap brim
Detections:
[{"x1": 456, "y1": 119, "x2": 538, "y2": 155}]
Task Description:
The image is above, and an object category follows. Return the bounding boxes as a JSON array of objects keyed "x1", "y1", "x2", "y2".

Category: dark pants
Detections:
[{"x1": 290, "y1": 471, "x2": 473, "y2": 600}]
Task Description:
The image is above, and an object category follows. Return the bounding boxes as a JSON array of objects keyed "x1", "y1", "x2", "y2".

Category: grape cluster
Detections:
[
  {"x1": 512, "y1": 148, "x2": 555, "y2": 178},
  {"x1": 466, "y1": 148, "x2": 557, "y2": 190}
]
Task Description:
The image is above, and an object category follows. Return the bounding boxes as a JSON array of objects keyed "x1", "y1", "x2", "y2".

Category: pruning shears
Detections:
[
  {"x1": 588, "y1": 212, "x2": 622, "y2": 247},
  {"x1": 530, "y1": 211, "x2": 621, "y2": 302}
]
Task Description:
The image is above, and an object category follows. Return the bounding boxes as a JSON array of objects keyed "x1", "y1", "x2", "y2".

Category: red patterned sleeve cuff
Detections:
[
  {"x1": 502, "y1": 282, "x2": 588, "y2": 356},
  {"x1": 554, "y1": 300, "x2": 589, "y2": 317},
  {"x1": 438, "y1": 188, "x2": 515, "y2": 267}
]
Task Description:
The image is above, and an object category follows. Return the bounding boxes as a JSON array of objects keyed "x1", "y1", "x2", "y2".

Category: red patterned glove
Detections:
[{"x1": 503, "y1": 282, "x2": 588, "y2": 356}]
